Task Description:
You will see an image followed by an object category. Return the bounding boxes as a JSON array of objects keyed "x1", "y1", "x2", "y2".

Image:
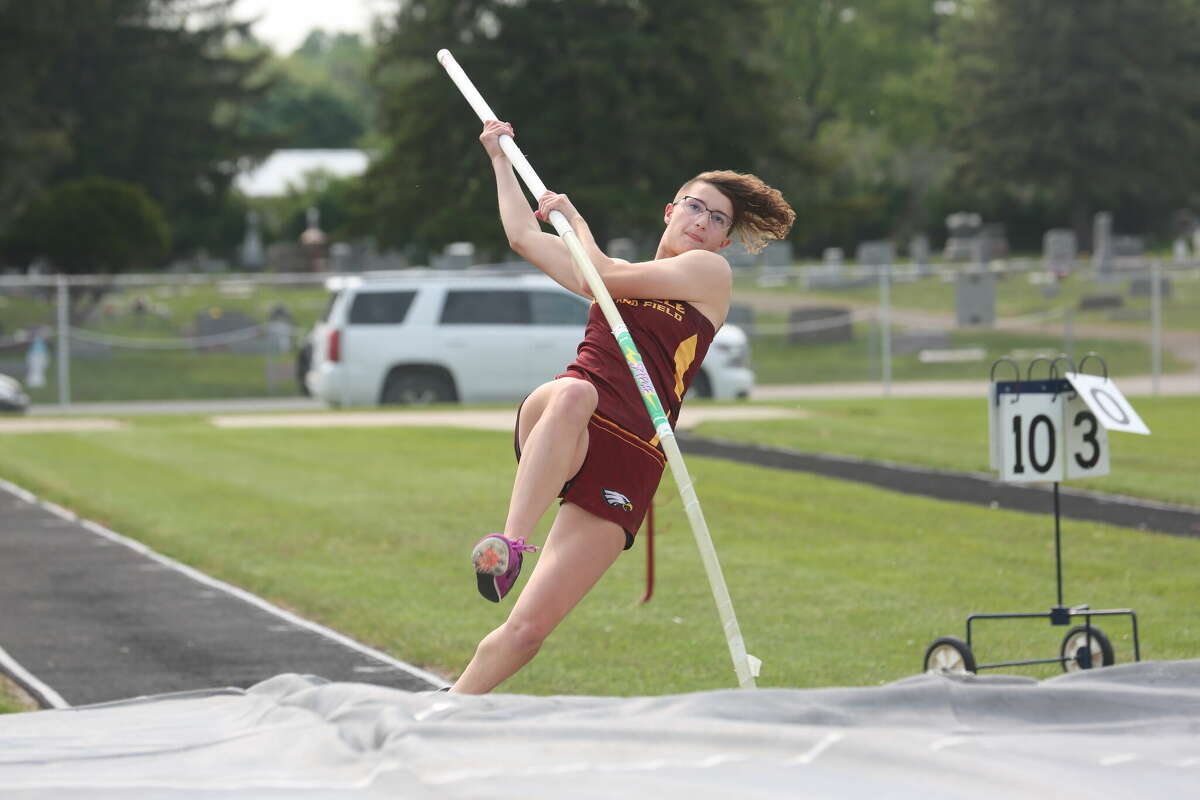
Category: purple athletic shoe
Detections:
[{"x1": 472, "y1": 534, "x2": 538, "y2": 603}]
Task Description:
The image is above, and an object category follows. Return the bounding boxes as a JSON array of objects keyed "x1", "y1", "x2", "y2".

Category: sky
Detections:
[{"x1": 236, "y1": 0, "x2": 392, "y2": 53}]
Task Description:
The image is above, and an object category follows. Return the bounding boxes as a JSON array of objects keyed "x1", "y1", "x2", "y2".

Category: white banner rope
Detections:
[{"x1": 67, "y1": 324, "x2": 276, "y2": 350}]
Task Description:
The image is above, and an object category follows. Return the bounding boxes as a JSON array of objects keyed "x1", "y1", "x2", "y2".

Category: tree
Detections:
[
  {"x1": 0, "y1": 0, "x2": 275, "y2": 260},
  {"x1": 5, "y1": 177, "x2": 170, "y2": 274},
  {"x1": 238, "y1": 30, "x2": 374, "y2": 149},
  {"x1": 947, "y1": 0, "x2": 1200, "y2": 244},
  {"x1": 760, "y1": 0, "x2": 954, "y2": 251},
  {"x1": 360, "y1": 0, "x2": 808, "y2": 256}
]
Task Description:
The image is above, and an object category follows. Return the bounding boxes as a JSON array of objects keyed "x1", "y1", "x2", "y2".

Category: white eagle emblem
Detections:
[{"x1": 602, "y1": 489, "x2": 633, "y2": 512}]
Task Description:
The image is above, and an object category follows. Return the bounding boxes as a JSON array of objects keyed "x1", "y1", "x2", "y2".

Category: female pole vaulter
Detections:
[{"x1": 450, "y1": 119, "x2": 794, "y2": 694}]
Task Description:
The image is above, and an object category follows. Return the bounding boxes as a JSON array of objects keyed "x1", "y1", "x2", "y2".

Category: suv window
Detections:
[
  {"x1": 348, "y1": 290, "x2": 416, "y2": 324},
  {"x1": 530, "y1": 290, "x2": 588, "y2": 325},
  {"x1": 440, "y1": 290, "x2": 530, "y2": 325}
]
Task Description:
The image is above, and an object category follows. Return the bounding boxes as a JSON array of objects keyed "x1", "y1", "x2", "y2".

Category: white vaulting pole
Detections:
[{"x1": 438, "y1": 49, "x2": 758, "y2": 688}]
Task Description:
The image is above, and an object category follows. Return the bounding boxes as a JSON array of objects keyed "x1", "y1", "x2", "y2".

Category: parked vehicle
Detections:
[
  {"x1": 0, "y1": 374, "x2": 30, "y2": 413},
  {"x1": 304, "y1": 272, "x2": 754, "y2": 406}
]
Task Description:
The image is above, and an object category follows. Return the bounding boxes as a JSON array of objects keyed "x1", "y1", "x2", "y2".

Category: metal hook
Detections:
[
  {"x1": 1027, "y1": 355, "x2": 1054, "y2": 384},
  {"x1": 990, "y1": 357, "x2": 1020, "y2": 405},
  {"x1": 1078, "y1": 351, "x2": 1109, "y2": 382},
  {"x1": 1051, "y1": 354, "x2": 1077, "y2": 399}
]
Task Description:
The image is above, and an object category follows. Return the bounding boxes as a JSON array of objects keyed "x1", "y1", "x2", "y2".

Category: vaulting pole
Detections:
[{"x1": 438, "y1": 49, "x2": 758, "y2": 688}]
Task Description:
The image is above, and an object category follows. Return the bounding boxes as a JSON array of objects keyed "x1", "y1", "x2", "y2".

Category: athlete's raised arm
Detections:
[{"x1": 480, "y1": 120, "x2": 587, "y2": 295}]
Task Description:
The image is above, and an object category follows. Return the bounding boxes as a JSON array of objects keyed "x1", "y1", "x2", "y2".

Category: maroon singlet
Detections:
[{"x1": 564, "y1": 298, "x2": 716, "y2": 442}]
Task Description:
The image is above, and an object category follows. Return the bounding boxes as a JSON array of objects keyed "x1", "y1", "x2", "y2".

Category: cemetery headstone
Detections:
[
  {"x1": 240, "y1": 210, "x2": 265, "y2": 270},
  {"x1": 193, "y1": 309, "x2": 264, "y2": 354},
  {"x1": 955, "y1": 271, "x2": 995, "y2": 327},
  {"x1": 722, "y1": 239, "x2": 757, "y2": 268},
  {"x1": 1092, "y1": 211, "x2": 1113, "y2": 280},
  {"x1": 300, "y1": 207, "x2": 329, "y2": 272},
  {"x1": 726, "y1": 304, "x2": 755, "y2": 336},
  {"x1": 1043, "y1": 229, "x2": 1077, "y2": 276},
  {"x1": 855, "y1": 240, "x2": 894, "y2": 268},
  {"x1": 607, "y1": 238, "x2": 638, "y2": 263},
  {"x1": 433, "y1": 241, "x2": 475, "y2": 270},
  {"x1": 1112, "y1": 235, "x2": 1144, "y2": 257},
  {"x1": 892, "y1": 330, "x2": 951, "y2": 355},
  {"x1": 943, "y1": 211, "x2": 981, "y2": 262},
  {"x1": 763, "y1": 240, "x2": 794, "y2": 267},
  {"x1": 1078, "y1": 294, "x2": 1123, "y2": 311},
  {"x1": 979, "y1": 223, "x2": 1009, "y2": 262},
  {"x1": 788, "y1": 307, "x2": 852, "y2": 344},
  {"x1": 908, "y1": 234, "x2": 930, "y2": 274}
]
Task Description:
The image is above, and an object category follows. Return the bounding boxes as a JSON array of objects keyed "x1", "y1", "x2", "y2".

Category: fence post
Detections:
[
  {"x1": 879, "y1": 264, "x2": 892, "y2": 396},
  {"x1": 1151, "y1": 260, "x2": 1162, "y2": 396},
  {"x1": 56, "y1": 274, "x2": 71, "y2": 407}
]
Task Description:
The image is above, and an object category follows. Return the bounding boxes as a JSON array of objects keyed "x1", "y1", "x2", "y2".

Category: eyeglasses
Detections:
[{"x1": 673, "y1": 195, "x2": 733, "y2": 231}]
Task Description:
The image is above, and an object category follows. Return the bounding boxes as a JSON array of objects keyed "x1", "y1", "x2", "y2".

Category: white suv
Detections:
[{"x1": 305, "y1": 272, "x2": 754, "y2": 406}]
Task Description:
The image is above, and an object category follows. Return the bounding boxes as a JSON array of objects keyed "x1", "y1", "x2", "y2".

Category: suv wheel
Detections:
[
  {"x1": 381, "y1": 369, "x2": 456, "y2": 405},
  {"x1": 688, "y1": 370, "x2": 712, "y2": 399}
]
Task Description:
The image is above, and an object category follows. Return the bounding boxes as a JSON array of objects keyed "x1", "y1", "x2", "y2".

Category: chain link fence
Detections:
[{"x1": 0, "y1": 258, "x2": 1195, "y2": 409}]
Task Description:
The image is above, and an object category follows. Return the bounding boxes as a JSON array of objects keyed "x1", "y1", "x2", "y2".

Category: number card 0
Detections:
[{"x1": 1063, "y1": 372, "x2": 1151, "y2": 435}]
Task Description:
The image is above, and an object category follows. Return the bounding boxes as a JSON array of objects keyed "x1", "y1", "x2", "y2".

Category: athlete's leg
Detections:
[
  {"x1": 503, "y1": 377, "x2": 596, "y2": 541},
  {"x1": 452, "y1": 502, "x2": 625, "y2": 694}
]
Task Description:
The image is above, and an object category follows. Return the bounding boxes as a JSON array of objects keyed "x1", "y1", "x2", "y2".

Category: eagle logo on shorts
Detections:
[{"x1": 602, "y1": 489, "x2": 633, "y2": 512}]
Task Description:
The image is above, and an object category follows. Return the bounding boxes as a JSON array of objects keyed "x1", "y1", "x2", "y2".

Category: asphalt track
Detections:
[{"x1": 0, "y1": 482, "x2": 446, "y2": 709}]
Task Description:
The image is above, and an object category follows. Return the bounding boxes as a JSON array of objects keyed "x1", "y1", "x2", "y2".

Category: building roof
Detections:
[{"x1": 235, "y1": 149, "x2": 370, "y2": 197}]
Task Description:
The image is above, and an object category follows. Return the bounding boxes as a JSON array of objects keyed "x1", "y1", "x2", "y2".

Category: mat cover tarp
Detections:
[{"x1": 1, "y1": 660, "x2": 1197, "y2": 798}]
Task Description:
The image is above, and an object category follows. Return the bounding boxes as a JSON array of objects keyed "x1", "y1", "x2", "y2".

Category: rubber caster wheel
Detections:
[
  {"x1": 924, "y1": 636, "x2": 977, "y2": 674},
  {"x1": 1061, "y1": 625, "x2": 1114, "y2": 672}
]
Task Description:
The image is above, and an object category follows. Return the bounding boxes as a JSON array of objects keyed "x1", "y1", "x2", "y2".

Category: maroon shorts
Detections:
[{"x1": 514, "y1": 406, "x2": 666, "y2": 551}]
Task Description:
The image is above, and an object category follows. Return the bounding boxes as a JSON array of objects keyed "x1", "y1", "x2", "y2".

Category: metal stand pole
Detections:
[{"x1": 1054, "y1": 481, "x2": 1063, "y2": 608}]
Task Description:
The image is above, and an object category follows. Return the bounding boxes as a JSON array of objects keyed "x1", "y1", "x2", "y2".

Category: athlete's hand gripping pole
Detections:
[{"x1": 438, "y1": 49, "x2": 759, "y2": 689}]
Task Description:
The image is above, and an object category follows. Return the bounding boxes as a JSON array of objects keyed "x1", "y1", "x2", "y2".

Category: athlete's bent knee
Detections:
[{"x1": 549, "y1": 379, "x2": 597, "y2": 424}]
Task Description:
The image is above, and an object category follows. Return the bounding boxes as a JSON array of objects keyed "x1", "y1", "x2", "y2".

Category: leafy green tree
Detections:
[
  {"x1": 947, "y1": 0, "x2": 1200, "y2": 243},
  {"x1": 761, "y1": 0, "x2": 953, "y2": 251},
  {"x1": 5, "y1": 177, "x2": 170, "y2": 274},
  {"x1": 0, "y1": 0, "x2": 275, "y2": 261},
  {"x1": 361, "y1": 0, "x2": 808, "y2": 255},
  {"x1": 239, "y1": 30, "x2": 374, "y2": 148}
]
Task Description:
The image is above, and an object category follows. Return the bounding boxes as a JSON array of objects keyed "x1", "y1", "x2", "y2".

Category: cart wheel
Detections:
[
  {"x1": 1060, "y1": 625, "x2": 1115, "y2": 672},
  {"x1": 924, "y1": 636, "x2": 977, "y2": 674}
]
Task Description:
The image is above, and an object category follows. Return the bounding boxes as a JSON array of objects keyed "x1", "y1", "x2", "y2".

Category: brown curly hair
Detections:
[{"x1": 681, "y1": 170, "x2": 795, "y2": 255}]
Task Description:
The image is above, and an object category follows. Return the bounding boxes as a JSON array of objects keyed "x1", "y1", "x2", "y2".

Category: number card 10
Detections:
[{"x1": 989, "y1": 379, "x2": 1107, "y2": 483}]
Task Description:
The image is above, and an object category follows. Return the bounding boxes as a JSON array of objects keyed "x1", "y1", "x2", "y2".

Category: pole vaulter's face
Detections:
[{"x1": 664, "y1": 181, "x2": 734, "y2": 255}]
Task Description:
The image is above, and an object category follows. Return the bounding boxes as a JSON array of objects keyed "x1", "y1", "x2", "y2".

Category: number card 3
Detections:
[{"x1": 1064, "y1": 393, "x2": 1109, "y2": 479}]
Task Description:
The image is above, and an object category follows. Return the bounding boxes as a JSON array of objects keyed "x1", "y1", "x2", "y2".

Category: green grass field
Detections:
[
  {"x1": 0, "y1": 411, "x2": 1194, "y2": 706},
  {"x1": 693, "y1": 395, "x2": 1199, "y2": 507},
  {"x1": 0, "y1": 677, "x2": 35, "y2": 714}
]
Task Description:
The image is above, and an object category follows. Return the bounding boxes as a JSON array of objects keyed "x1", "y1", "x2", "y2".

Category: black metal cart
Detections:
[{"x1": 923, "y1": 355, "x2": 1144, "y2": 675}]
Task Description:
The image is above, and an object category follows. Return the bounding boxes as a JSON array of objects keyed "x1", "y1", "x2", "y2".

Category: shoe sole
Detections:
[
  {"x1": 472, "y1": 537, "x2": 510, "y2": 576},
  {"x1": 473, "y1": 538, "x2": 510, "y2": 604}
]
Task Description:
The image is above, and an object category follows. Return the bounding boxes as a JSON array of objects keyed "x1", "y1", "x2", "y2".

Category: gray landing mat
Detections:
[
  {"x1": 1, "y1": 660, "x2": 1197, "y2": 798},
  {"x1": 0, "y1": 487, "x2": 442, "y2": 707}
]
